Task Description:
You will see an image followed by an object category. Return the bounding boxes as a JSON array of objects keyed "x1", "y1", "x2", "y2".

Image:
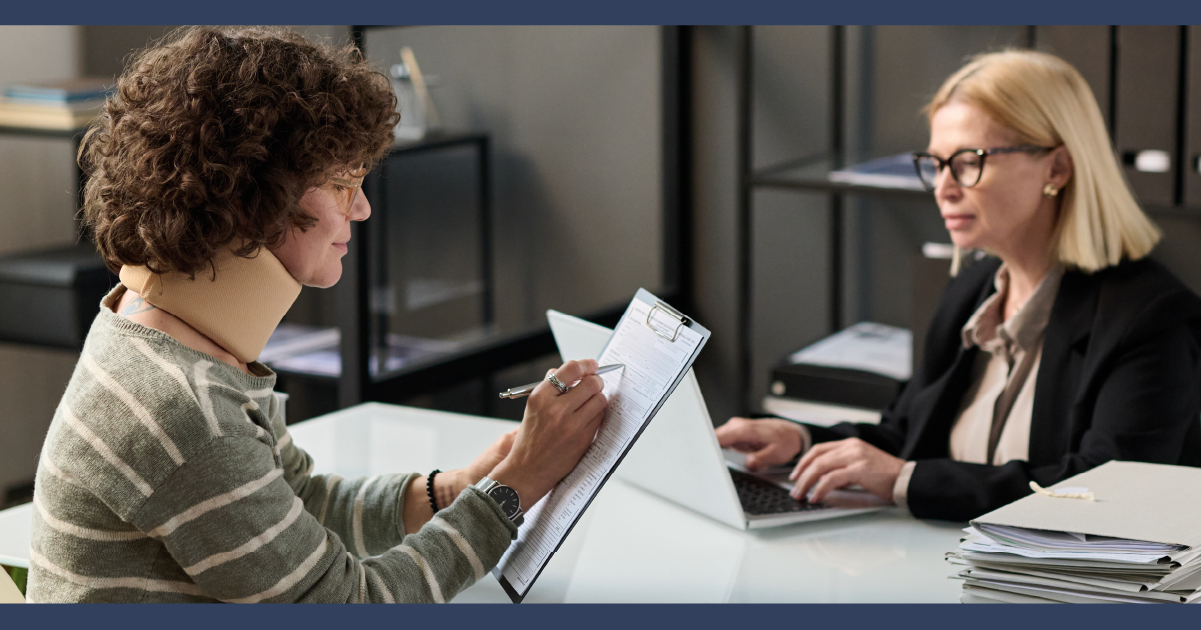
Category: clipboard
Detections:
[{"x1": 493, "y1": 288, "x2": 710, "y2": 603}]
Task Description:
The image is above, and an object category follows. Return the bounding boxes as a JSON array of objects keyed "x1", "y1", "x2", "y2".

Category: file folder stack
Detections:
[{"x1": 947, "y1": 461, "x2": 1201, "y2": 604}]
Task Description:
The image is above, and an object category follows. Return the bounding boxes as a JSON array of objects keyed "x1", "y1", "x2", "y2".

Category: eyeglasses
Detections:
[
  {"x1": 912, "y1": 145, "x2": 1054, "y2": 191},
  {"x1": 324, "y1": 167, "x2": 369, "y2": 216}
]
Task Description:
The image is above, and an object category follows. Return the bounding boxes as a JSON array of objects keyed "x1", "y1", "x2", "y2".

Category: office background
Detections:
[{"x1": 3, "y1": 25, "x2": 1201, "y2": 505}]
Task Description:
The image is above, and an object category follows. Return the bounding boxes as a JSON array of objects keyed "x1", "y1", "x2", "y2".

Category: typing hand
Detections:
[
  {"x1": 714, "y1": 417, "x2": 803, "y2": 471},
  {"x1": 789, "y1": 438, "x2": 905, "y2": 504}
]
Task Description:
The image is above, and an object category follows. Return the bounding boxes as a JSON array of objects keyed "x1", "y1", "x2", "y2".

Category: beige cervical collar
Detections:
[{"x1": 119, "y1": 248, "x2": 303, "y2": 363}]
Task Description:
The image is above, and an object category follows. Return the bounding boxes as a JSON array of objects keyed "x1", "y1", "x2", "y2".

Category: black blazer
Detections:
[{"x1": 806, "y1": 255, "x2": 1201, "y2": 522}]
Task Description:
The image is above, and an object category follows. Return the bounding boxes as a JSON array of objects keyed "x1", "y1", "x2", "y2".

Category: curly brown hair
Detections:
[{"x1": 80, "y1": 26, "x2": 400, "y2": 277}]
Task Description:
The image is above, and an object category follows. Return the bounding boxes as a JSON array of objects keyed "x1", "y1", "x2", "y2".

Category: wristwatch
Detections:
[{"x1": 474, "y1": 477, "x2": 524, "y2": 526}]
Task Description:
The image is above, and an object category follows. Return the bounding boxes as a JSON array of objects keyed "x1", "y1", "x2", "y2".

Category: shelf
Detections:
[
  {"x1": 751, "y1": 156, "x2": 934, "y2": 201},
  {"x1": 0, "y1": 125, "x2": 89, "y2": 140}
]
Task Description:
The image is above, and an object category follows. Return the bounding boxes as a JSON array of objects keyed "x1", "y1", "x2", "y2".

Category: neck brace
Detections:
[{"x1": 119, "y1": 248, "x2": 302, "y2": 363}]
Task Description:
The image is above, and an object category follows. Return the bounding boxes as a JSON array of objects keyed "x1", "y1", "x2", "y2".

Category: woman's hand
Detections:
[
  {"x1": 789, "y1": 438, "x2": 906, "y2": 503},
  {"x1": 714, "y1": 417, "x2": 804, "y2": 471},
  {"x1": 487, "y1": 360, "x2": 609, "y2": 506},
  {"x1": 435, "y1": 430, "x2": 518, "y2": 509}
]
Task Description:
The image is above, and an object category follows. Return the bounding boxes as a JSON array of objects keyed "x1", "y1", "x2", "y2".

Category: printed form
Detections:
[{"x1": 495, "y1": 295, "x2": 706, "y2": 599}]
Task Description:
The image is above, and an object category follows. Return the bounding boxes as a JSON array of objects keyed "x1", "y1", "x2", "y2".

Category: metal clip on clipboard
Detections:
[{"x1": 646, "y1": 300, "x2": 691, "y2": 342}]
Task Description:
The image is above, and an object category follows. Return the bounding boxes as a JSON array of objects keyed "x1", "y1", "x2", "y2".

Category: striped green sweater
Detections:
[{"x1": 28, "y1": 290, "x2": 518, "y2": 602}]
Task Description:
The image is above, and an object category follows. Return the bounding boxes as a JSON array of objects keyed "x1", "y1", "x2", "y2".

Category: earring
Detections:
[{"x1": 1042, "y1": 183, "x2": 1059, "y2": 197}]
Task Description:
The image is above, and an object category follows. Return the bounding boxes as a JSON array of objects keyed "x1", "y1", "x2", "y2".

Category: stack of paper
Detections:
[{"x1": 947, "y1": 461, "x2": 1201, "y2": 604}]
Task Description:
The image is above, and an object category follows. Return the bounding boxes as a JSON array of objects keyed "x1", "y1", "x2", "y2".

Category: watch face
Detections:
[{"x1": 487, "y1": 485, "x2": 521, "y2": 518}]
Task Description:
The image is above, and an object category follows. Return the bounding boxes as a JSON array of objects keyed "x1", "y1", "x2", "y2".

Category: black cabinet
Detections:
[
  {"x1": 0, "y1": 244, "x2": 117, "y2": 349},
  {"x1": 1114, "y1": 26, "x2": 1182, "y2": 208},
  {"x1": 1184, "y1": 26, "x2": 1201, "y2": 208}
]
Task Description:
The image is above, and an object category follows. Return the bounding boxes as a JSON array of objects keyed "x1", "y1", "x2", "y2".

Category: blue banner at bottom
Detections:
[{"x1": 0, "y1": 603, "x2": 1193, "y2": 630}]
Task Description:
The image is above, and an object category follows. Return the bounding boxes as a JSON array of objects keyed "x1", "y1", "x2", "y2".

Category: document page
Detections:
[{"x1": 495, "y1": 292, "x2": 707, "y2": 600}]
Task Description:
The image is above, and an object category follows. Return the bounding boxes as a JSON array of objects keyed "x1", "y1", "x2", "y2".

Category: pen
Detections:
[{"x1": 498, "y1": 364, "x2": 625, "y2": 399}]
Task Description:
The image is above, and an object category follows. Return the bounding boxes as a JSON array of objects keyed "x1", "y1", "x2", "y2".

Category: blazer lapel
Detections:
[
  {"x1": 1028, "y1": 269, "x2": 1097, "y2": 465},
  {"x1": 902, "y1": 263, "x2": 999, "y2": 460}
]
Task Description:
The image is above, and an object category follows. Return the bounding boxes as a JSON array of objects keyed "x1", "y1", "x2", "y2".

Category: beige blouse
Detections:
[{"x1": 891, "y1": 263, "x2": 1064, "y2": 511}]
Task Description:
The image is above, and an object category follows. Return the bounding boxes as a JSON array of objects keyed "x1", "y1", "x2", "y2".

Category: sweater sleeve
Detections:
[
  {"x1": 268, "y1": 409, "x2": 412, "y2": 556},
  {"x1": 130, "y1": 434, "x2": 517, "y2": 603}
]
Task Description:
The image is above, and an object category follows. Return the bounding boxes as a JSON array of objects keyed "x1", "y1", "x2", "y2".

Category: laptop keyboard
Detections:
[{"x1": 729, "y1": 468, "x2": 828, "y2": 515}]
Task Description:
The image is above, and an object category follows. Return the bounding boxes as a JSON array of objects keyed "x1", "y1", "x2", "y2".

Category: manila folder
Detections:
[{"x1": 971, "y1": 461, "x2": 1201, "y2": 549}]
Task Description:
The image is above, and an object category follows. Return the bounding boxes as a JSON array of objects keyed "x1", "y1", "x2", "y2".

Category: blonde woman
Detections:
[{"x1": 716, "y1": 50, "x2": 1201, "y2": 521}]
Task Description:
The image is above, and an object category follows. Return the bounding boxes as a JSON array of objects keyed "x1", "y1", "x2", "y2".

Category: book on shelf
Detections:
[
  {"x1": 5, "y1": 78, "x2": 113, "y2": 103},
  {"x1": 0, "y1": 101, "x2": 103, "y2": 131},
  {"x1": 0, "y1": 78, "x2": 113, "y2": 131},
  {"x1": 827, "y1": 152, "x2": 926, "y2": 190}
]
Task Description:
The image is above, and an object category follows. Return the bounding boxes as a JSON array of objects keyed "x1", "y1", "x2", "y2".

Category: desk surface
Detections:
[
  {"x1": 0, "y1": 402, "x2": 966, "y2": 602},
  {"x1": 291, "y1": 403, "x2": 964, "y2": 603}
]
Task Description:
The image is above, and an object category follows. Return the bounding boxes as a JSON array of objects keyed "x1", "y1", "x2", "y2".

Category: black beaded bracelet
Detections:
[{"x1": 426, "y1": 469, "x2": 441, "y2": 514}]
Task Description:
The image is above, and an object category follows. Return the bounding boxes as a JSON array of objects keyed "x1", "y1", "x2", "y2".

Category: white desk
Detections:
[
  {"x1": 0, "y1": 502, "x2": 31, "y2": 569},
  {"x1": 291, "y1": 403, "x2": 964, "y2": 603},
  {"x1": 0, "y1": 402, "x2": 966, "y2": 602}
]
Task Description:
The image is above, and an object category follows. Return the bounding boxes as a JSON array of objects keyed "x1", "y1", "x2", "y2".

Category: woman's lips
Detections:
[
  {"x1": 943, "y1": 215, "x2": 975, "y2": 231},
  {"x1": 332, "y1": 242, "x2": 348, "y2": 254}
]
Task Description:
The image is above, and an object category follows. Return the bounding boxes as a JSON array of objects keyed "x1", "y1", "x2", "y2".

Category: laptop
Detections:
[{"x1": 548, "y1": 309, "x2": 887, "y2": 530}]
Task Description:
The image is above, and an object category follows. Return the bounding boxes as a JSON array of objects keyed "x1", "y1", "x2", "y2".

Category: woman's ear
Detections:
[{"x1": 1049, "y1": 146, "x2": 1073, "y2": 190}]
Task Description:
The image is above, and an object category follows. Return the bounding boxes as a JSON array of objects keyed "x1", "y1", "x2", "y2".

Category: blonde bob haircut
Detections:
[{"x1": 928, "y1": 49, "x2": 1160, "y2": 274}]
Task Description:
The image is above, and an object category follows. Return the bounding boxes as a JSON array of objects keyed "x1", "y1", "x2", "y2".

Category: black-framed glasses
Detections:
[{"x1": 912, "y1": 145, "x2": 1054, "y2": 191}]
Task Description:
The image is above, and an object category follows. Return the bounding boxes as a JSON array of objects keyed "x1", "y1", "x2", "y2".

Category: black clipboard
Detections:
[{"x1": 493, "y1": 288, "x2": 711, "y2": 603}]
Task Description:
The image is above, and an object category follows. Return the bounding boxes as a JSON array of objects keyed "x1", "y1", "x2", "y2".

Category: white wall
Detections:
[{"x1": 0, "y1": 25, "x2": 84, "y2": 499}]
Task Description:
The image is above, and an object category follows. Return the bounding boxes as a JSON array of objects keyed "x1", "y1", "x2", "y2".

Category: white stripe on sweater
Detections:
[
  {"x1": 31, "y1": 549, "x2": 204, "y2": 596},
  {"x1": 357, "y1": 558, "x2": 368, "y2": 603},
  {"x1": 365, "y1": 565, "x2": 395, "y2": 603},
  {"x1": 148, "y1": 468, "x2": 283, "y2": 538},
  {"x1": 193, "y1": 361, "x2": 223, "y2": 437},
  {"x1": 130, "y1": 338, "x2": 200, "y2": 406},
  {"x1": 182, "y1": 496, "x2": 306, "y2": 576},
  {"x1": 277, "y1": 431, "x2": 293, "y2": 450},
  {"x1": 245, "y1": 387, "x2": 275, "y2": 400},
  {"x1": 223, "y1": 537, "x2": 329, "y2": 603},
  {"x1": 61, "y1": 405, "x2": 153, "y2": 496},
  {"x1": 82, "y1": 352, "x2": 185, "y2": 464},
  {"x1": 38, "y1": 452, "x2": 84, "y2": 489},
  {"x1": 38, "y1": 427, "x2": 84, "y2": 489},
  {"x1": 33, "y1": 495, "x2": 147, "y2": 542},
  {"x1": 352, "y1": 476, "x2": 381, "y2": 558},
  {"x1": 397, "y1": 545, "x2": 444, "y2": 603},
  {"x1": 316, "y1": 475, "x2": 343, "y2": 525},
  {"x1": 430, "y1": 516, "x2": 486, "y2": 582}
]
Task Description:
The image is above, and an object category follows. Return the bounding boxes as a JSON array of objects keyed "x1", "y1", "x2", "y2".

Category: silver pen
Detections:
[{"x1": 498, "y1": 364, "x2": 625, "y2": 399}]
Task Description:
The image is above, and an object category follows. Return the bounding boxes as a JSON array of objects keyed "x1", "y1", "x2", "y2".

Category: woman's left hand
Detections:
[
  {"x1": 789, "y1": 438, "x2": 906, "y2": 504},
  {"x1": 438, "y1": 430, "x2": 518, "y2": 508}
]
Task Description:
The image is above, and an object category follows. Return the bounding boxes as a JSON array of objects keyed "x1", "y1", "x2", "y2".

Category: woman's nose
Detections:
[
  {"x1": 349, "y1": 189, "x2": 371, "y2": 222},
  {"x1": 934, "y1": 166, "x2": 961, "y2": 200}
]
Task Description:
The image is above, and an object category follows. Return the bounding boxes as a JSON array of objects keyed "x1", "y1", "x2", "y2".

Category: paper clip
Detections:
[
  {"x1": 1030, "y1": 481, "x2": 1095, "y2": 501},
  {"x1": 646, "y1": 300, "x2": 690, "y2": 342}
]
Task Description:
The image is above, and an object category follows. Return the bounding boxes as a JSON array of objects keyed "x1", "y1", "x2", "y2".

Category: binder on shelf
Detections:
[
  {"x1": 0, "y1": 244, "x2": 117, "y2": 349},
  {"x1": 826, "y1": 153, "x2": 925, "y2": 191},
  {"x1": 765, "y1": 322, "x2": 911, "y2": 426}
]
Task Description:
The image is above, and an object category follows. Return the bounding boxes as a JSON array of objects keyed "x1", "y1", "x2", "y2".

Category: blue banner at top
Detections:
[{"x1": 2, "y1": 0, "x2": 1200, "y2": 26}]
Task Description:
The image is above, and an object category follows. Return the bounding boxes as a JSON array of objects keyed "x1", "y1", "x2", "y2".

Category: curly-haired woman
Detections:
[{"x1": 28, "y1": 26, "x2": 608, "y2": 603}]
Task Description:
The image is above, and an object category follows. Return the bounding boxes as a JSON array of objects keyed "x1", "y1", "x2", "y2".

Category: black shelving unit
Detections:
[
  {"x1": 733, "y1": 25, "x2": 1201, "y2": 411},
  {"x1": 322, "y1": 25, "x2": 694, "y2": 415},
  {"x1": 0, "y1": 124, "x2": 110, "y2": 351}
]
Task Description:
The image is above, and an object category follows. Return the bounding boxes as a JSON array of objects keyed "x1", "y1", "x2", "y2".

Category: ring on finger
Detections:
[{"x1": 547, "y1": 373, "x2": 569, "y2": 394}]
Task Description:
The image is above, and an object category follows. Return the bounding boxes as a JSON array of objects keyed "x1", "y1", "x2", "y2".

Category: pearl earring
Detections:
[{"x1": 1042, "y1": 183, "x2": 1059, "y2": 197}]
